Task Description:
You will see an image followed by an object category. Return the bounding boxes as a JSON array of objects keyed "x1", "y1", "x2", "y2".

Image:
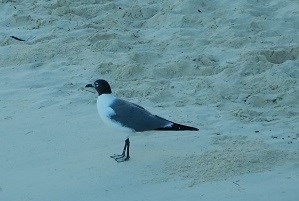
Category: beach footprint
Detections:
[{"x1": 261, "y1": 46, "x2": 299, "y2": 64}]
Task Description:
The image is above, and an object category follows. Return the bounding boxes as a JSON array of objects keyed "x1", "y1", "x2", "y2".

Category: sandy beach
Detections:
[{"x1": 0, "y1": 0, "x2": 298, "y2": 200}]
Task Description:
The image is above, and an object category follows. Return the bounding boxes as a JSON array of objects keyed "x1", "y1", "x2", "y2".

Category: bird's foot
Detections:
[
  {"x1": 110, "y1": 154, "x2": 130, "y2": 162},
  {"x1": 110, "y1": 153, "x2": 125, "y2": 159},
  {"x1": 115, "y1": 156, "x2": 130, "y2": 163}
]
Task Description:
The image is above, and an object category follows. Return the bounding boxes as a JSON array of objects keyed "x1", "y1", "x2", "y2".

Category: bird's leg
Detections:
[
  {"x1": 115, "y1": 138, "x2": 130, "y2": 162},
  {"x1": 110, "y1": 138, "x2": 130, "y2": 162},
  {"x1": 110, "y1": 138, "x2": 130, "y2": 161},
  {"x1": 110, "y1": 139, "x2": 127, "y2": 159},
  {"x1": 126, "y1": 138, "x2": 130, "y2": 159}
]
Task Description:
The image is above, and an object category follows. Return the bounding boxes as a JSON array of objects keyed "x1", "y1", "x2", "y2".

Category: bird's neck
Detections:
[{"x1": 97, "y1": 94, "x2": 115, "y2": 106}]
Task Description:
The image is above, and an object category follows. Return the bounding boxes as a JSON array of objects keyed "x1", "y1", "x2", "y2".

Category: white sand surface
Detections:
[{"x1": 0, "y1": 0, "x2": 298, "y2": 200}]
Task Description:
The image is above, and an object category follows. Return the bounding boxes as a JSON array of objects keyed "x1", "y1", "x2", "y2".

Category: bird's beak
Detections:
[
  {"x1": 84, "y1": 83, "x2": 96, "y2": 94},
  {"x1": 85, "y1": 84, "x2": 94, "y2": 88}
]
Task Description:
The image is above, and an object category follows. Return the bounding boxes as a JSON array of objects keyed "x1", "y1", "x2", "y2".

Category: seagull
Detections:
[{"x1": 85, "y1": 79, "x2": 198, "y2": 162}]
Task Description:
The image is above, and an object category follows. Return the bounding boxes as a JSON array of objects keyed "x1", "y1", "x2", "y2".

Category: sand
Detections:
[{"x1": 0, "y1": 0, "x2": 298, "y2": 200}]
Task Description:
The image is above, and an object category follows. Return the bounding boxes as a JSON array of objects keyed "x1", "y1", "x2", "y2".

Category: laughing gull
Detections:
[{"x1": 86, "y1": 79, "x2": 198, "y2": 162}]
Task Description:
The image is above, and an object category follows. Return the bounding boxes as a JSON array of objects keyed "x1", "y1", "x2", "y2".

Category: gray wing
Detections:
[{"x1": 109, "y1": 98, "x2": 172, "y2": 132}]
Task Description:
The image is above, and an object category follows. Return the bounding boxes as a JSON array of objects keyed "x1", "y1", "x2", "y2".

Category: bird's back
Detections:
[{"x1": 109, "y1": 98, "x2": 172, "y2": 132}]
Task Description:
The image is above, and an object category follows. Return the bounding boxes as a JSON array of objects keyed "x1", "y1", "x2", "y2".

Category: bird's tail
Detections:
[{"x1": 156, "y1": 122, "x2": 199, "y2": 131}]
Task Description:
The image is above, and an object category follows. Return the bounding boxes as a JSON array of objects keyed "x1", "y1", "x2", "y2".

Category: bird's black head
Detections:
[{"x1": 85, "y1": 79, "x2": 112, "y2": 95}]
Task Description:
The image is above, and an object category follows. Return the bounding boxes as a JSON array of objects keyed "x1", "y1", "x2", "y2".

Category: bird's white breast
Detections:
[
  {"x1": 97, "y1": 94, "x2": 133, "y2": 133},
  {"x1": 97, "y1": 94, "x2": 116, "y2": 118}
]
